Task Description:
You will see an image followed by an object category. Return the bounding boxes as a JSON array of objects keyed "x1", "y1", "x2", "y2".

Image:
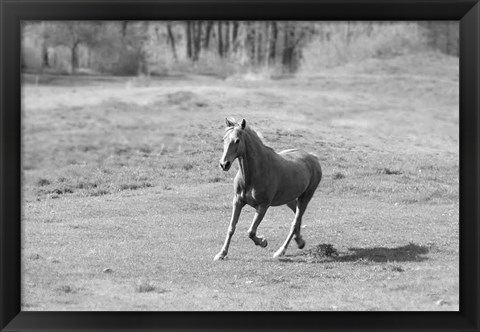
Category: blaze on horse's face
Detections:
[{"x1": 219, "y1": 118, "x2": 246, "y2": 171}]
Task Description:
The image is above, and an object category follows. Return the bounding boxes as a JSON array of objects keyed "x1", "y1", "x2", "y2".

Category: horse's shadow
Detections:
[{"x1": 280, "y1": 243, "x2": 429, "y2": 263}]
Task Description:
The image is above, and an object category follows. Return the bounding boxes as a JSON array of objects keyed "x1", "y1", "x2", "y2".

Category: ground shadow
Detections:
[
  {"x1": 280, "y1": 243, "x2": 429, "y2": 263},
  {"x1": 337, "y1": 243, "x2": 429, "y2": 263}
]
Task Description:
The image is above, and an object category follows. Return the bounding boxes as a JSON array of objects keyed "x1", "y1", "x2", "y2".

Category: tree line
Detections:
[{"x1": 21, "y1": 21, "x2": 459, "y2": 76}]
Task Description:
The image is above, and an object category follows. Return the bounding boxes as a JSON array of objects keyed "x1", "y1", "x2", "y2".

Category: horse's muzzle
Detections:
[{"x1": 219, "y1": 161, "x2": 231, "y2": 171}]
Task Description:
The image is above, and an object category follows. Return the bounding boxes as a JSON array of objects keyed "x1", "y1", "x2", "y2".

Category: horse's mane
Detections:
[
  {"x1": 224, "y1": 124, "x2": 274, "y2": 152},
  {"x1": 244, "y1": 126, "x2": 269, "y2": 147}
]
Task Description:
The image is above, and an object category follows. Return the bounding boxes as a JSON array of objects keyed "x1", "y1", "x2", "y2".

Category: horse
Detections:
[{"x1": 214, "y1": 117, "x2": 322, "y2": 261}]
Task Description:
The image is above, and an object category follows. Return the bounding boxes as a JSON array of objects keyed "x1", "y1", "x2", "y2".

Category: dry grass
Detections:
[{"x1": 21, "y1": 51, "x2": 458, "y2": 311}]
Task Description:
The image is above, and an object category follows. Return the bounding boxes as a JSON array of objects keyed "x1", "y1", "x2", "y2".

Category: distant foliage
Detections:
[
  {"x1": 21, "y1": 21, "x2": 459, "y2": 77},
  {"x1": 44, "y1": 21, "x2": 103, "y2": 73},
  {"x1": 301, "y1": 22, "x2": 429, "y2": 71},
  {"x1": 419, "y1": 21, "x2": 459, "y2": 56}
]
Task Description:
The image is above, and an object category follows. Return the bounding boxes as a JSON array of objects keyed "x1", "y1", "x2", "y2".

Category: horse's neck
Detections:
[{"x1": 238, "y1": 133, "x2": 270, "y2": 185}]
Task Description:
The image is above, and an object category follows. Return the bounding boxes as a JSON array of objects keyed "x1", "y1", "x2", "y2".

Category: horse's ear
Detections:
[
  {"x1": 240, "y1": 119, "x2": 246, "y2": 129},
  {"x1": 225, "y1": 117, "x2": 236, "y2": 127}
]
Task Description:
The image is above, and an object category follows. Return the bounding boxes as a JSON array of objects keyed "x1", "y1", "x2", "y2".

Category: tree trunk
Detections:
[
  {"x1": 204, "y1": 21, "x2": 214, "y2": 49},
  {"x1": 40, "y1": 21, "x2": 49, "y2": 69},
  {"x1": 282, "y1": 22, "x2": 289, "y2": 68},
  {"x1": 42, "y1": 43, "x2": 49, "y2": 68},
  {"x1": 269, "y1": 22, "x2": 278, "y2": 65},
  {"x1": 71, "y1": 42, "x2": 79, "y2": 74},
  {"x1": 250, "y1": 24, "x2": 257, "y2": 66},
  {"x1": 121, "y1": 21, "x2": 128, "y2": 39},
  {"x1": 167, "y1": 23, "x2": 178, "y2": 61},
  {"x1": 232, "y1": 21, "x2": 239, "y2": 52},
  {"x1": 186, "y1": 21, "x2": 193, "y2": 59},
  {"x1": 282, "y1": 22, "x2": 294, "y2": 72},
  {"x1": 193, "y1": 21, "x2": 203, "y2": 61},
  {"x1": 237, "y1": 22, "x2": 248, "y2": 65},
  {"x1": 217, "y1": 21, "x2": 224, "y2": 57},
  {"x1": 255, "y1": 22, "x2": 262, "y2": 65},
  {"x1": 263, "y1": 22, "x2": 269, "y2": 67},
  {"x1": 85, "y1": 48, "x2": 90, "y2": 69},
  {"x1": 224, "y1": 21, "x2": 230, "y2": 55}
]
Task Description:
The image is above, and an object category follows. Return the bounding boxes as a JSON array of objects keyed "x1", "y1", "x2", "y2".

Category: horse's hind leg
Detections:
[
  {"x1": 273, "y1": 191, "x2": 315, "y2": 258},
  {"x1": 273, "y1": 205, "x2": 305, "y2": 258},
  {"x1": 247, "y1": 205, "x2": 269, "y2": 248},
  {"x1": 286, "y1": 200, "x2": 305, "y2": 249}
]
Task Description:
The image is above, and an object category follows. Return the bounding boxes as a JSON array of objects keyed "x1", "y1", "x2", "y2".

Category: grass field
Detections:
[{"x1": 21, "y1": 51, "x2": 459, "y2": 311}]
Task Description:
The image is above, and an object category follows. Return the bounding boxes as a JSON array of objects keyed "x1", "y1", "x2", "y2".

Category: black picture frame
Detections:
[{"x1": 1, "y1": 0, "x2": 478, "y2": 331}]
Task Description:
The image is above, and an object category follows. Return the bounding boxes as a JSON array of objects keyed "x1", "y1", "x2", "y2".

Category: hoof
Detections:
[
  {"x1": 296, "y1": 238, "x2": 306, "y2": 249},
  {"x1": 259, "y1": 238, "x2": 268, "y2": 248},
  {"x1": 256, "y1": 236, "x2": 268, "y2": 248},
  {"x1": 214, "y1": 252, "x2": 227, "y2": 261},
  {"x1": 273, "y1": 249, "x2": 285, "y2": 258}
]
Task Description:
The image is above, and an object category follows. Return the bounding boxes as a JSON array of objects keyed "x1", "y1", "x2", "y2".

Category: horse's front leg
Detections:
[
  {"x1": 247, "y1": 205, "x2": 269, "y2": 248},
  {"x1": 214, "y1": 196, "x2": 245, "y2": 261}
]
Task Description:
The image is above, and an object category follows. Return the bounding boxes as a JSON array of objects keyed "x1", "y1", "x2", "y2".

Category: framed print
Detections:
[{"x1": 1, "y1": 0, "x2": 479, "y2": 331}]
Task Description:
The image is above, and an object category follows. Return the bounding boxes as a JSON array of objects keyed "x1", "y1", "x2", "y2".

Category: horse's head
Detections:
[{"x1": 219, "y1": 117, "x2": 246, "y2": 171}]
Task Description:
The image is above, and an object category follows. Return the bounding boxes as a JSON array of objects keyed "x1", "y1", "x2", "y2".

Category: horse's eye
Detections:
[{"x1": 234, "y1": 139, "x2": 240, "y2": 144}]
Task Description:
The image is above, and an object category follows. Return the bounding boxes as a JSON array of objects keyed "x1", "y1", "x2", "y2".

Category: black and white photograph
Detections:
[{"x1": 21, "y1": 21, "x2": 459, "y2": 311}]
